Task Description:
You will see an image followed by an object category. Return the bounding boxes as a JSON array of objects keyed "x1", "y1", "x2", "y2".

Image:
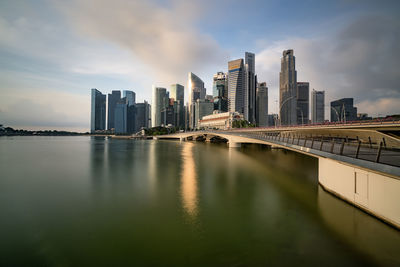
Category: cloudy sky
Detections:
[{"x1": 0, "y1": 0, "x2": 399, "y2": 131}]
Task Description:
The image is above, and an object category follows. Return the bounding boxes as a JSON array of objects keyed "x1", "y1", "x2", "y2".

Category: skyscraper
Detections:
[
  {"x1": 331, "y1": 98, "x2": 357, "y2": 122},
  {"x1": 297, "y1": 82, "x2": 309, "y2": 125},
  {"x1": 135, "y1": 101, "x2": 151, "y2": 130},
  {"x1": 228, "y1": 58, "x2": 245, "y2": 115},
  {"x1": 170, "y1": 84, "x2": 184, "y2": 128},
  {"x1": 123, "y1": 90, "x2": 136, "y2": 106},
  {"x1": 114, "y1": 99, "x2": 128, "y2": 134},
  {"x1": 107, "y1": 90, "x2": 121, "y2": 130},
  {"x1": 279, "y1": 49, "x2": 297, "y2": 126},
  {"x1": 188, "y1": 72, "x2": 205, "y2": 129},
  {"x1": 256, "y1": 82, "x2": 268, "y2": 127},
  {"x1": 90, "y1": 88, "x2": 106, "y2": 133},
  {"x1": 311, "y1": 89, "x2": 325, "y2": 123},
  {"x1": 194, "y1": 99, "x2": 214, "y2": 129},
  {"x1": 213, "y1": 72, "x2": 228, "y2": 112},
  {"x1": 151, "y1": 86, "x2": 168, "y2": 127},
  {"x1": 245, "y1": 52, "x2": 256, "y2": 123}
]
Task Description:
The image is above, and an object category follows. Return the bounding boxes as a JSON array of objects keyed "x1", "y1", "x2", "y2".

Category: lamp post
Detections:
[
  {"x1": 331, "y1": 106, "x2": 340, "y2": 123},
  {"x1": 278, "y1": 95, "x2": 296, "y2": 127},
  {"x1": 297, "y1": 107, "x2": 304, "y2": 125}
]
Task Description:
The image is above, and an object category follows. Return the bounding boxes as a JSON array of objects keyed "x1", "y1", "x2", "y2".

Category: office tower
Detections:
[
  {"x1": 122, "y1": 90, "x2": 136, "y2": 134},
  {"x1": 170, "y1": 84, "x2": 185, "y2": 128},
  {"x1": 123, "y1": 90, "x2": 136, "y2": 106},
  {"x1": 90, "y1": 88, "x2": 106, "y2": 132},
  {"x1": 256, "y1": 82, "x2": 268, "y2": 127},
  {"x1": 330, "y1": 98, "x2": 357, "y2": 122},
  {"x1": 188, "y1": 72, "x2": 205, "y2": 129},
  {"x1": 114, "y1": 99, "x2": 128, "y2": 134},
  {"x1": 213, "y1": 72, "x2": 228, "y2": 112},
  {"x1": 194, "y1": 99, "x2": 214, "y2": 129},
  {"x1": 161, "y1": 99, "x2": 176, "y2": 126},
  {"x1": 297, "y1": 82, "x2": 309, "y2": 125},
  {"x1": 311, "y1": 89, "x2": 325, "y2": 123},
  {"x1": 245, "y1": 52, "x2": 256, "y2": 123},
  {"x1": 151, "y1": 86, "x2": 168, "y2": 127},
  {"x1": 279, "y1": 49, "x2": 297, "y2": 126},
  {"x1": 228, "y1": 58, "x2": 245, "y2": 115},
  {"x1": 135, "y1": 101, "x2": 151, "y2": 131},
  {"x1": 107, "y1": 90, "x2": 121, "y2": 130}
]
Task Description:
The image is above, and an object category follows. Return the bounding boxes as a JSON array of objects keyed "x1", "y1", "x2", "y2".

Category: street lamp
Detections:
[
  {"x1": 278, "y1": 95, "x2": 296, "y2": 127},
  {"x1": 297, "y1": 107, "x2": 304, "y2": 125}
]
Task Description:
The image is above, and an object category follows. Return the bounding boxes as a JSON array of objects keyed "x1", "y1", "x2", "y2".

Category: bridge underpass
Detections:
[{"x1": 156, "y1": 126, "x2": 400, "y2": 229}]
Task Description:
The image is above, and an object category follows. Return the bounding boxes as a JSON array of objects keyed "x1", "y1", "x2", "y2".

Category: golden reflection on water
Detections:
[{"x1": 180, "y1": 142, "x2": 198, "y2": 218}]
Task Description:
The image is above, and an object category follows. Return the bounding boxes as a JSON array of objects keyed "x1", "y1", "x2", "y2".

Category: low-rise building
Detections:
[{"x1": 198, "y1": 111, "x2": 244, "y2": 130}]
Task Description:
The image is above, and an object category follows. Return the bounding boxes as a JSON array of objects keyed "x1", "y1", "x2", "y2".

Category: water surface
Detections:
[{"x1": 0, "y1": 136, "x2": 399, "y2": 266}]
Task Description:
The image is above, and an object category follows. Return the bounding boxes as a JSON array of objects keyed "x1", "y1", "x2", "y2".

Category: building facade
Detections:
[
  {"x1": 123, "y1": 90, "x2": 136, "y2": 106},
  {"x1": 151, "y1": 86, "x2": 168, "y2": 127},
  {"x1": 135, "y1": 101, "x2": 151, "y2": 131},
  {"x1": 311, "y1": 89, "x2": 325, "y2": 123},
  {"x1": 297, "y1": 82, "x2": 309, "y2": 125},
  {"x1": 279, "y1": 49, "x2": 297, "y2": 126},
  {"x1": 90, "y1": 88, "x2": 106, "y2": 133},
  {"x1": 256, "y1": 82, "x2": 268, "y2": 127},
  {"x1": 198, "y1": 111, "x2": 244, "y2": 130},
  {"x1": 170, "y1": 84, "x2": 184, "y2": 128},
  {"x1": 107, "y1": 90, "x2": 121, "y2": 131},
  {"x1": 188, "y1": 72, "x2": 205, "y2": 129},
  {"x1": 194, "y1": 99, "x2": 214, "y2": 129},
  {"x1": 245, "y1": 52, "x2": 256, "y2": 123},
  {"x1": 114, "y1": 101, "x2": 127, "y2": 134},
  {"x1": 228, "y1": 59, "x2": 245, "y2": 115},
  {"x1": 213, "y1": 72, "x2": 228, "y2": 112},
  {"x1": 331, "y1": 98, "x2": 357, "y2": 122}
]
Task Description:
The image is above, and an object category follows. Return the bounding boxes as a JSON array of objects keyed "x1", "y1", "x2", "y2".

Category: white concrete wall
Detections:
[{"x1": 319, "y1": 157, "x2": 400, "y2": 228}]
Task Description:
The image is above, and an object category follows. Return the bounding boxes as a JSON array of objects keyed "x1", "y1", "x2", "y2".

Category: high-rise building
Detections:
[
  {"x1": 311, "y1": 89, "x2": 325, "y2": 123},
  {"x1": 228, "y1": 59, "x2": 245, "y2": 115},
  {"x1": 151, "y1": 86, "x2": 168, "y2": 127},
  {"x1": 245, "y1": 52, "x2": 256, "y2": 123},
  {"x1": 194, "y1": 99, "x2": 214, "y2": 129},
  {"x1": 135, "y1": 101, "x2": 151, "y2": 131},
  {"x1": 188, "y1": 72, "x2": 205, "y2": 129},
  {"x1": 330, "y1": 98, "x2": 357, "y2": 122},
  {"x1": 297, "y1": 82, "x2": 309, "y2": 125},
  {"x1": 123, "y1": 90, "x2": 136, "y2": 106},
  {"x1": 279, "y1": 49, "x2": 297, "y2": 126},
  {"x1": 213, "y1": 72, "x2": 228, "y2": 112},
  {"x1": 170, "y1": 84, "x2": 184, "y2": 128},
  {"x1": 107, "y1": 90, "x2": 121, "y2": 130},
  {"x1": 256, "y1": 82, "x2": 268, "y2": 127},
  {"x1": 114, "y1": 100, "x2": 127, "y2": 134},
  {"x1": 90, "y1": 88, "x2": 106, "y2": 133}
]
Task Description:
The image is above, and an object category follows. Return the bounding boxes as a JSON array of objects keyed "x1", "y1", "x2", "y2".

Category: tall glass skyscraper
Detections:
[
  {"x1": 90, "y1": 88, "x2": 106, "y2": 133},
  {"x1": 311, "y1": 89, "x2": 325, "y2": 123},
  {"x1": 135, "y1": 101, "x2": 151, "y2": 131},
  {"x1": 228, "y1": 59, "x2": 245, "y2": 115},
  {"x1": 123, "y1": 90, "x2": 136, "y2": 106},
  {"x1": 114, "y1": 100, "x2": 128, "y2": 134},
  {"x1": 279, "y1": 49, "x2": 297, "y2": 126},
  {"x1": 245, "y1": 52, "x2": 256, "y2": 123},
  {"x1": 151, "y1": 86, "x2": 168, "y2": 127},
  {"x1": 256, "y1": 82, "x2": 268, "y2": 127},
  {"x1": 297, "y1": 82, "x2": 309, "y2": 125},
  {"x1": 170, "y1": 84, "x2": 184, "y2": 128},
  {"x1": 330, "y1": 98, "x2": 357, "y2": 122},
  {"x1": 213, "y1": 72, "x2": 228, "y2": 112},
  {"x1": 107, "y1": 90, "x2": 121, "y2": 130},
  {"x1": 188, "y1": 72, "x2": 205, "y2": 129}
]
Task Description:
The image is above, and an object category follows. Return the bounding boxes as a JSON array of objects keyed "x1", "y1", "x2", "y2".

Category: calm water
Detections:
[{"x1": 0, "y1": 136, "x2": 399, "y2": 266}]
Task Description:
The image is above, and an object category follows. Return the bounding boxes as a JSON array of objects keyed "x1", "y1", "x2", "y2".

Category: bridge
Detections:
[{"x1": 155, "y1": 122, "x2": 400, "y2": 229}]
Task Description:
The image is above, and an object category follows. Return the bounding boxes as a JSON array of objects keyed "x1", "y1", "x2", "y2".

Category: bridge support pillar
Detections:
[
  {"x1": 180, "y1": 137, "x2": 186, "y2": 142},
  {"x1": 228, "y1": 141, "x2": 241, "y2": 148}
]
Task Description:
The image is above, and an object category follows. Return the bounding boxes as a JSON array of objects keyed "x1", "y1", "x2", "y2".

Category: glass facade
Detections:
[{"x1": 90, "y1": 88, "x2": 106, "y2": 133}]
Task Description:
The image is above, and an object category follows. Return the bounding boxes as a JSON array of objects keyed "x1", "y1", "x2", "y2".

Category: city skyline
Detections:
[{"x1": 1, "y1": 0, "x2": 400, "y2": 131}]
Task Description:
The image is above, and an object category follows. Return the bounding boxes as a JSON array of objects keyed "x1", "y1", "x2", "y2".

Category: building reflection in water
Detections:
[{"x1": 180, "y1": 142, "x2": 198, "y2": 218}]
